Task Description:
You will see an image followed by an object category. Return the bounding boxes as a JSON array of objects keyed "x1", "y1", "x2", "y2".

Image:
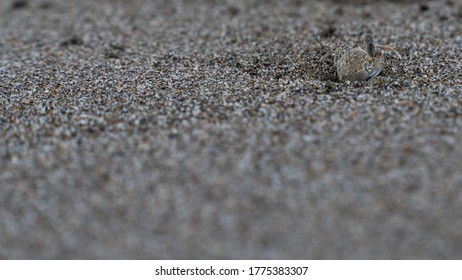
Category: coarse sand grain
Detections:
[{"x1": 1, "y1": 0, "x2": 461, "y2": 259}]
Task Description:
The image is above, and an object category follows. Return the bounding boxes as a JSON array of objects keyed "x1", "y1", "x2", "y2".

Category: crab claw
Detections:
[
  {"x1": 367, "y1": 67, "x2": 382, "y2": 81},
  {"x1": 367, "y1": 54, "x2": 384, "y2": 81},
  {"x1": 365, "y1": 35, "x2": 375, "y2": 58}
]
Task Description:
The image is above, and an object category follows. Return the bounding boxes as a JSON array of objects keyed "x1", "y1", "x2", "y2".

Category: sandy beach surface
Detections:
[{"x1": 1, "y1": 0, "x2": 461, "y2": 259}]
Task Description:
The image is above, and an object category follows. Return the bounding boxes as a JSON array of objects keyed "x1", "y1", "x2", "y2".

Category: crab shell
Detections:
[{"x1": 336, "y1": 47, "x2": 380, "y2": 82}]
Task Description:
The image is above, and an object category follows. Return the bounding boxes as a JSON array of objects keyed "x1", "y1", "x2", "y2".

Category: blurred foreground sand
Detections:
[{"x1": 1, "y1": 0, "x2": 461, "y2": 258}]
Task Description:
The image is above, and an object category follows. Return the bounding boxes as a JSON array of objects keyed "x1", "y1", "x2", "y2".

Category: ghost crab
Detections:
[{"x1": 321, "y1": 34, "x2": 402, "y2": 82}]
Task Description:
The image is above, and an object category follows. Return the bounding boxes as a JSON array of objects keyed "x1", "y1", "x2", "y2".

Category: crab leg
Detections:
[{"x1": 376, "y1": 45, "x2": 402, "y2": 59}]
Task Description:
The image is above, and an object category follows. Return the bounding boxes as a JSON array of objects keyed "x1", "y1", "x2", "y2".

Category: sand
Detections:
[{"x1": 1, "y1": 0, "x2": 461, "y2": 259}]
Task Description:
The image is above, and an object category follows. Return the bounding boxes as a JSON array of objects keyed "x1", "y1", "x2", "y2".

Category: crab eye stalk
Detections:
[{"x1": 365, "y1": 35, "x2": 375, "y2": 59}]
